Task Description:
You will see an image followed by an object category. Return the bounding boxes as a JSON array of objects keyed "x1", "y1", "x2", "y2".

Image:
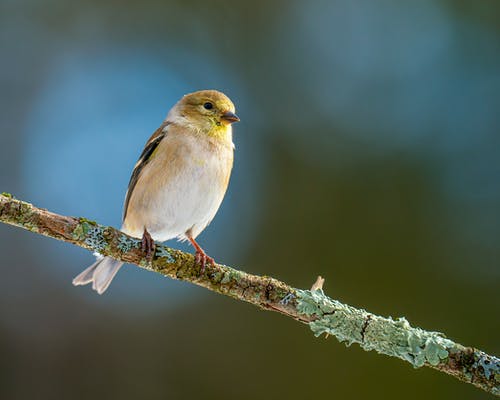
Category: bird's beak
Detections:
[{"x1": 221, "y1": 111, "x2": 240, "y2": 124}]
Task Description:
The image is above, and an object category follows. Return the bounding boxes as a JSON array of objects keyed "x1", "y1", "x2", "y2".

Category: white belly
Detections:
[
  {"x1": 148, "y1": 154, "x2": 229, "y2": 241},
  {"x1": 122, "y1": 133, "x2": 233, "y2": 242}
]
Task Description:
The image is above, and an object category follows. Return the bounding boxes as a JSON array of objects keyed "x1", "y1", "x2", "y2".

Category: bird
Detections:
[{"x1": 72, "y1": 89, "x2": 239, "y2": 294}]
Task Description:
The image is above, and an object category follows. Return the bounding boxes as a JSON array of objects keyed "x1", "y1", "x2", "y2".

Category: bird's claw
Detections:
[
  {"x1": 141, "y1": 228, "x2": 155, "y2": 261},
  {"x1": 195, "y1": 250, "x2": 215, "y2": 274}
]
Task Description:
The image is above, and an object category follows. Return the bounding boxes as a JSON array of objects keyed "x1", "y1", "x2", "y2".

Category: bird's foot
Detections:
[
  {"x1": 187, "y1": 236, "x2": 215, "y2": 274},
  {"x1": 141, "y1": 228, "x2": 155, "y2": 261},
  {"x1": 194, "y1": 249, "x2": 215, "y2": 274}
]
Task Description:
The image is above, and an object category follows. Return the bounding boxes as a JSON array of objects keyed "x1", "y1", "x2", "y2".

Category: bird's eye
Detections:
[{"x1": 203, "y1": 102, "x2": 213, "y2": 110}]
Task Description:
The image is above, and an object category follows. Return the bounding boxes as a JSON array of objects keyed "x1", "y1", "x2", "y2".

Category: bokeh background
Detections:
[{"x1": 0, "y1": 1, "x2": 499, "y2": 399}]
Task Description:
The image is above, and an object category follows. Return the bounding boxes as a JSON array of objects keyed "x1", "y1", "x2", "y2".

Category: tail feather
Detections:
[
  {"x1": 72, "y1": 256, "x2": 123, "y2": 294},
  {"x1": 72, "y1": 258, "x2": 102, "y2": 286}
]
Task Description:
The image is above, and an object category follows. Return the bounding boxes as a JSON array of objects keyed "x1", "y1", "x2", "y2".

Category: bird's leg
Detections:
[
  {"x1": 141, "y1": 228, "x2": 155, "y2": 261},
  {"x1": 187, "y1": 236, "x2": 214, "y2": 273}
]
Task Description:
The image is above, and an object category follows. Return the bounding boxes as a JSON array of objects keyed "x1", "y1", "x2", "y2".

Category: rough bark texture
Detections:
[{"x1": 0, "y1": 193, "x2": 498, "y2": 396}]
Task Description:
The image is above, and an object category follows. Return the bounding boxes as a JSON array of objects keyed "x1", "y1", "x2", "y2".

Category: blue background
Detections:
[{"x1": 0, "y1": 1, "x2": 498, "y2": 399}]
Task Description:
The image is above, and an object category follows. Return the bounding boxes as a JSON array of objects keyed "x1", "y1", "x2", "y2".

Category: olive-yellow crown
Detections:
[{"x1": 168, "y1": 90, "x2": 239, "y2": 135}]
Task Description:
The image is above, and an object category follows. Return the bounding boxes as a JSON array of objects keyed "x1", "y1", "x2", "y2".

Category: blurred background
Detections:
[{"x1": 0, "y1": 0, "x2": 499, "y2": 399}]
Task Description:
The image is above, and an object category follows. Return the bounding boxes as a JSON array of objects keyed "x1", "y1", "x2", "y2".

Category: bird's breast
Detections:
[{"x1": 122, "y1": 132, "x2": 233, "y2": 241}]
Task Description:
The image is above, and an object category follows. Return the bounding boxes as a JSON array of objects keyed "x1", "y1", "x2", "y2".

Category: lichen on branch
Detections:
[{"x1": 0, "y1": 193, "x2": 498, "y2": 396}]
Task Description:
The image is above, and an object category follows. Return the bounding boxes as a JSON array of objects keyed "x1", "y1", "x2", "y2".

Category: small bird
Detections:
[{"x1": 73, "y1": 90, "x2": 239, "y2": 294}]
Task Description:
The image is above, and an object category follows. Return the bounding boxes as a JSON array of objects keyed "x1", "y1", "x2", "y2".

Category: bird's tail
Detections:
[{"x1": 72, "y1": 256, "x2": 123, "y2": 295}]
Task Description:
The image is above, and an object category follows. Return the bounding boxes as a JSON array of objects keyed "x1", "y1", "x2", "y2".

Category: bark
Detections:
[{"x1": 0, "y1": 193, "x2": 498, "y2": 396}]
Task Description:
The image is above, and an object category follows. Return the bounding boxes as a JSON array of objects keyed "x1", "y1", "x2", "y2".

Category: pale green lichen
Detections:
[
  {"x1": 363, "y1": 315, "x2": 454, "y2": 367},
  {"x1": 156, "y1": 246, "x2": 174, "y2": 263},
  {"x1": 72, "y1": 219, "x2": 99, "y2": 240},
  {"x1": 296, "y1": 288, "x2": 339, "y2": 316},
  {"x1": 83, "y1": 226, "x2": 107, "y2": 251},
  {"x1": 473, "y1": 354, "x2": 500, "y2": 380},
  {"x1": 220, "y1": 268, "x2": 240, "y2": 284},
  {"x1": 423, "y1": 337, "x2": 451, "y2": 366},
  {"x1": 296, "y1": 289, "x2": 454, "y2": 368},
  {"x1": 117, "y1": 235, "x2": 140, "y2": 253},
  {"x1": 221, "y1": 273, "x2": 232, "y2": 284},
  {"x1": 73, "y1": 220, "x2": 108, "y2": 251},
  {"x1": 72, "y1": 222, "x2": 92, "y2": 241}
]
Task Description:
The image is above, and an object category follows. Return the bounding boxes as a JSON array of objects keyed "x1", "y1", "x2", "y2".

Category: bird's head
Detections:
[{"x1": 167, "y1": 90, "x2": 239, "y2": 139}]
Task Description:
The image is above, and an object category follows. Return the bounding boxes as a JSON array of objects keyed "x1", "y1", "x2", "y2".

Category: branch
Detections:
[{"x1": 0, "y1": 193, "x2": 498, "y2": 396}]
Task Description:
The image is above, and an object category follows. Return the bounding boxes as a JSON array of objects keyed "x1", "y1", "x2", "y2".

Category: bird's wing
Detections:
[{"x1": 122, "y1": 122, "x2": 169, "y2": 221}]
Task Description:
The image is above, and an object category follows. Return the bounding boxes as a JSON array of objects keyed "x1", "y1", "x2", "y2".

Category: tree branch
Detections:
[{"x1": 0, "y1": 193, "x2": 498, "y2": 396}]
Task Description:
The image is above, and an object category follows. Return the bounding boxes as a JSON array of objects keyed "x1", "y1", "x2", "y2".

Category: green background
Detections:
[{"x1": 0, "y1": 1, "x2": 498, "y2": 399}]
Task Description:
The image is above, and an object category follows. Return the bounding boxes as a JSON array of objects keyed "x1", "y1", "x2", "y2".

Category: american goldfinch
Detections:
[{"x1": 73, "y1": 90, "x2": 239, "y2": 294}]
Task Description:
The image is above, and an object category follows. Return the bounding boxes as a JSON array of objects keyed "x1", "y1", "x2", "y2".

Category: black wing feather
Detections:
[{"x1": 122, "y1": 124, "x2": 168, "y2": 221}]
